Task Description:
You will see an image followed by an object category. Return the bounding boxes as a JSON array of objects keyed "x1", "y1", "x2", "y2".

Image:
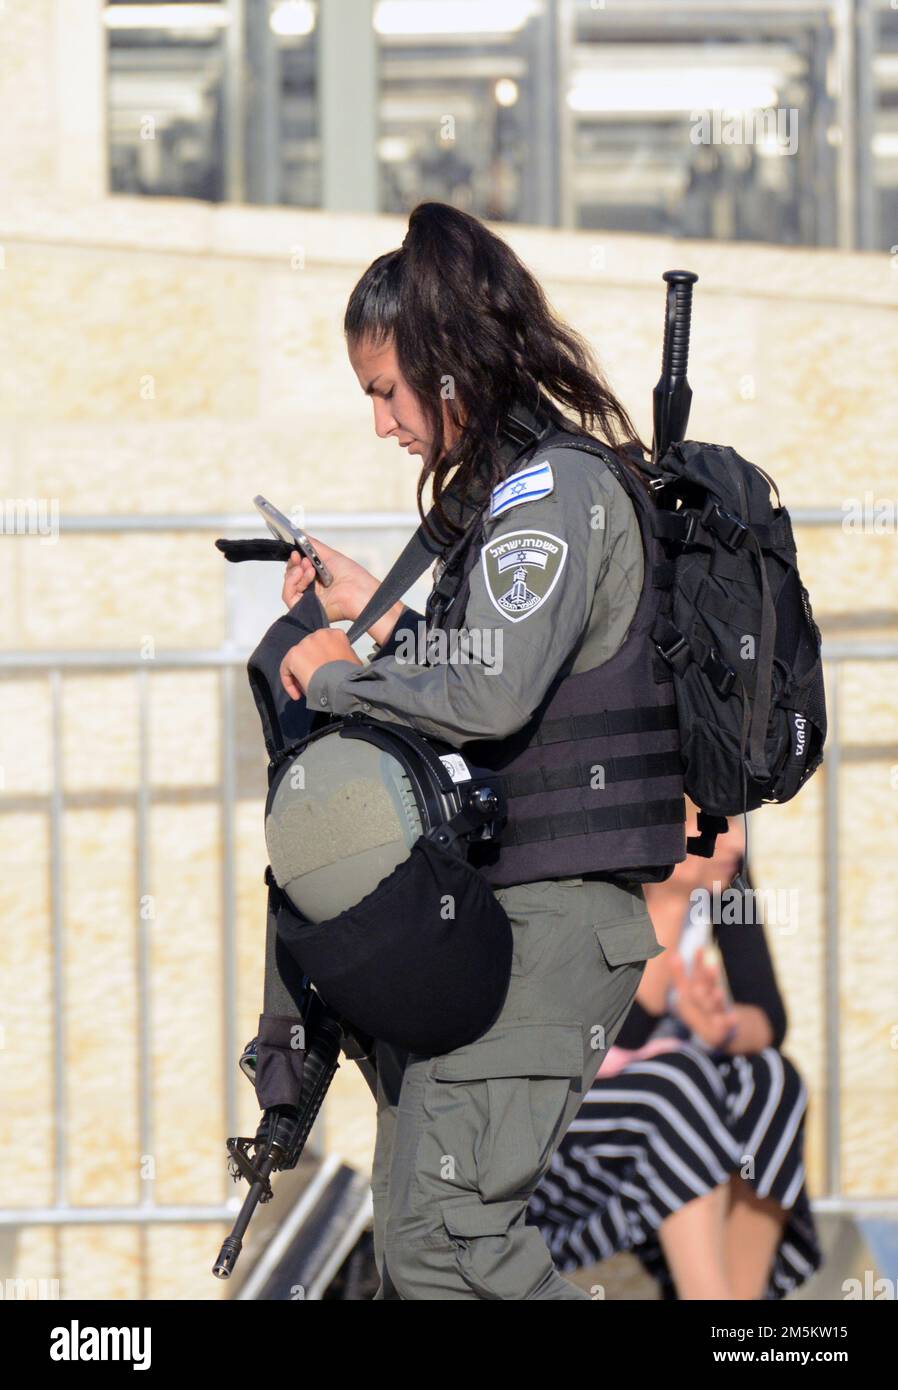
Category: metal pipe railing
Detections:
[{"x1": 0, "y1": 511, "x2": 895, "y2": 1232}]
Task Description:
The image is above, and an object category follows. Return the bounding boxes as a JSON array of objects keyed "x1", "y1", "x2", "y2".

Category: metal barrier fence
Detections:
[{"x1": 0, "y1": 511, "x2": 896, "y2": 1245}]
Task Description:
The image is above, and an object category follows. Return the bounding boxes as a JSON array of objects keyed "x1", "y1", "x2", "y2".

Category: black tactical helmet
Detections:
[{"x1": 265, "y1": 714, "x2": 515, "y2": 1057}]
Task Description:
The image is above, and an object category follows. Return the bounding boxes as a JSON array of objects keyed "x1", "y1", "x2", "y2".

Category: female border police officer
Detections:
[{"x1": 278, "y1": 203, "x2": 686, "y2": 1300}]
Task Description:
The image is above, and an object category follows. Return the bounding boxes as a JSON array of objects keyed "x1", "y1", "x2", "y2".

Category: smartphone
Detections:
[
  {"x1": 669, "y1": 896, "x2": 734, "y2": 1011},
  {"x1": 253, "y1": 495, "x2": 333, "y2": 587}
]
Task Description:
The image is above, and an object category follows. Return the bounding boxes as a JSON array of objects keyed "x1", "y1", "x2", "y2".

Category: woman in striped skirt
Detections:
[{"x1": 528, "y1": 808, "x2": 822, "y2": 1300}]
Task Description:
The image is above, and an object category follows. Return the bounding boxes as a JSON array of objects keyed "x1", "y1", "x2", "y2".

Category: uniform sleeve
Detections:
[{"x1": 305, "y1": 455, "x2": 617, "y2": 748}]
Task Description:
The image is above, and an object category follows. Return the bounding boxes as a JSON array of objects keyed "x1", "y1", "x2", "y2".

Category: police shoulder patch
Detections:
[
  {"x1": 489, "y1": 458, "x2": 554, "y2": 519},
  {"x1": 480, "y1": 528, "x2": 568, "y2": 623}
]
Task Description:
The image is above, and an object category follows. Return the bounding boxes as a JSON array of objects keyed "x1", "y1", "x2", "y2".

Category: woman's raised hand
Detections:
[
  {"x1": 281, "y1": 534, "x2": 377, "y2": 624},
  {"x1": 669, "y1": 948, "x2": 738, "y2": 1049}
]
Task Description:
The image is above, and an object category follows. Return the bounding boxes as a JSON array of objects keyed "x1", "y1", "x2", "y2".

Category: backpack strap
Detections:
[
  {"x1": 347, "y1": 398, "x2": 556, "y2": 644},
  {"x1": 649, "y1": 497, "x2": 751, "y2": 552},
  {"x1": 743, "y1": 531, "x2": 777, "y2": 781},
  {"x1": 345, "y1": 485, "x2": 470, "y2": 644}
]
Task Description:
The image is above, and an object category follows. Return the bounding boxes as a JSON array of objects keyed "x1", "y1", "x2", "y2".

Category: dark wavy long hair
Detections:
[{"x1": 344, "y1": 201, "x2": 647, "y2": 542}]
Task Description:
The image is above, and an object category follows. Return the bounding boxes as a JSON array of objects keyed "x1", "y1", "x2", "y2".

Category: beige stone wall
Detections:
[{"x1": 1, "y1": 0, "x2": 896, "y2": 1302}]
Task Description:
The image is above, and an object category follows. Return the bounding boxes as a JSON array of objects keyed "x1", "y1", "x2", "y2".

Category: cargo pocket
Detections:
[
  {"x1": 430, "y1": 1021, "x2": 583, "y2": 1203},
  {"x1": 442, "y1": 1198, "x2": 520, "y2": 1239},
  {"x1": 439, "y1": 1197, "x2": 554, "y2": 1300},
  {"x1": 593, "y1": 915, "x2": 665, "y2": 969}
]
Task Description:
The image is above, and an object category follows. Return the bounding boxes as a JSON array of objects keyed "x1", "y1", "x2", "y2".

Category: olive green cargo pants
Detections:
[{"x1": 369, "y1": 874, "x2": 665, "y2": 1300}]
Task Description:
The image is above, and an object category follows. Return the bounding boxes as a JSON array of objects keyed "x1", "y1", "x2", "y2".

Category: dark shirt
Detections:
[{"x1": 615, "y1": 869, "x2": 788, "y2": 1051}]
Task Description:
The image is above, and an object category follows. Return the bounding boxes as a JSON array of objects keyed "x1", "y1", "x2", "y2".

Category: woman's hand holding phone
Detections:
[
  {"x1": 281, "y1": 533, "x2": 375, "y2": 622},
  {"x1": 282, "y1": 534, "x2": 407, "y2": 648},
  {"x1": 669, "y1": 947, "x2": 738, "y2": 1050}
]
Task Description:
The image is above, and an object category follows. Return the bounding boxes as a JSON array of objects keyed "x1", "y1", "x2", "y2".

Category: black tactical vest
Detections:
[{"x1": 424, "y1": 429, "x2": 687, "y2": 888}]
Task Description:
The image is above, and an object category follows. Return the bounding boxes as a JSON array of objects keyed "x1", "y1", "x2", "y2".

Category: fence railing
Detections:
[{"x1": 1, "y1": 511, "x2": 896, "y2": 1248}]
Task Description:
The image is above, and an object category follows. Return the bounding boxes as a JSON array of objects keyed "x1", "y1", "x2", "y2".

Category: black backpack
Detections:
[{"x1": 630, "y1": 437, "x2": 827, "y2": 855}]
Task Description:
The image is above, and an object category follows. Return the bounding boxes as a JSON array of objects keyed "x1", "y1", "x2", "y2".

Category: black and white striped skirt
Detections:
[{"x1": 528, "y1": 1043, "x2": 822, "y2": 1299}]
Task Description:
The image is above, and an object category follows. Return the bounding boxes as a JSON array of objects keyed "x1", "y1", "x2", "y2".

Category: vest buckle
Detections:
[{"x1": 655, "y1": 631, "x2": 692, "y2": 676}]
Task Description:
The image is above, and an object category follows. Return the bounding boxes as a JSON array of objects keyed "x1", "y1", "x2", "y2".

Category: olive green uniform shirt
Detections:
[{"x1": 306, "y1": 445, "x2": 644, "y2": 748}]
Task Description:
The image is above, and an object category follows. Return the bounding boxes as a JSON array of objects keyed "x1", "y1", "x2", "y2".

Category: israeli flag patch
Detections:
[{"x1": 489, "y1": 458, "x2": 554, "y2": 519}]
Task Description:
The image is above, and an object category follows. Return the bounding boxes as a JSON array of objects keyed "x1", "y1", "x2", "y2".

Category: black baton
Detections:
[{"x1": 652, "y1": 269, "x2": 698, "y2": 464}]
